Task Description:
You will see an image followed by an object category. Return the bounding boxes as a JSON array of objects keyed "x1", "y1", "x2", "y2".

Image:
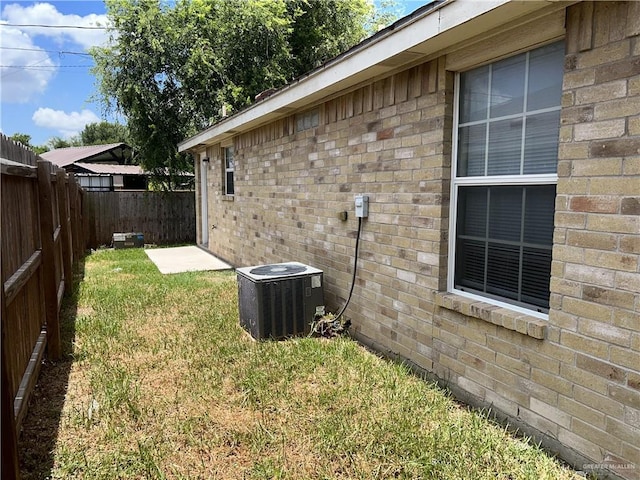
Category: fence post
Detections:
[
  {"x1": 1, "y1": 291, "x2": 21, "y2": 480},
  {"x1": 67, "y1": 174, "x2": 82, "y2": 263},
  {"x1": 55, "y1": 170, "x2": 73, "y2": 293},
  {"x1": 37, "y1": 161, "x2": 61, "y2": 360}
]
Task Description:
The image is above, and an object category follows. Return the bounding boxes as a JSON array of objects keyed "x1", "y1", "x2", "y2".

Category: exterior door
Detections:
[{"x1": 200, "y1": 153, "x2": 209, "y2": 247}]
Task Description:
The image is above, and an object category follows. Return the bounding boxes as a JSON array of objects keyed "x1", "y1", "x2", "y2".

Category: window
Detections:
[
  {"x1": 295, "y1": 108, "x2": 319, "y2": 132},
  {"x1": 224, "y1": 146, "x2": 235, "y2": 196},
  {"x1": 450, "y1": 41, "x2": 564, "y2": 314},
  {"x1": 78, "y1": 175, "x2": 112, "y2": 191}
]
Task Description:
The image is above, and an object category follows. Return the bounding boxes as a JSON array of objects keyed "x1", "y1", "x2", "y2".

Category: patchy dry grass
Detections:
[{"x1": 20, "y1": 248, "x2": 581, "y2": 479}]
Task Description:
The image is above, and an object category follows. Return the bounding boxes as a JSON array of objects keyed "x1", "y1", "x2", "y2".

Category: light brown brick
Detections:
[
  {"x1": 562, "y1": 90, "x2": 574, "y2": 107},
  {"x1": 571, "y1": 419, "x2": 622, "y2": 454},
  {"x1": 578, "y1": 40, "x2": 631, "y2": 69},
  {"x1": 584, "y1": 250, "x2": 639, "y2": 272},
  {"x1": 562, "y1": 68, "x2": 595, "y2": 89},
  {"x1": 551, "y1": 246, "x2": 584, "y2": 265},
  {"x1": 517, "y1": 407, "x2": 559, "y2": 437},
  {"x1": 609, "y1": 384, "x2": 640, "y2": 410},
  {"x1": 549, "y1": 311, "x2": 578, "y2": 331},
  {"x1": 437, "y1": 352, "x2": 466, "y2": 375},
  {"x1": 586, "y1": 214, "x2": 639, "y2": 234},
  {"x1": 620, "y1": 443, "x2": 640, "y2": 475},
  {"x1": 574, "y1": 385, "x2": 625, "y2": 419},
  {"x1": 556, "y1": 177, "x2": 589, "y2": 194},
  {"x1": 564, "y1": 297, "x2": 613, "y2": 322},
  {"x1": 615, "y1": 271, "x2": 640, "y2": 295},
  {"x1": 457, "y1": 375, "x2": 488, "y2": 400},
  {"x1": 613, "y1": 310, "x2": 640, "y2": 332},
  {"x1": 484, "y1": 389, "x2": 518, "y2": 417},
  {"x1": 620, "y1": 235, "x2": 640, "y2": 254},
  {"x1": 554, "y1": 212, "x2": 586, "y2": 229},
  {"x1": 630, "y1": 75, "x2": 640, "y2": 96},
  {"x1": 564, "y1": 262, "x2": 616, "y2": 287},
  {"x1": 573, "y1": 158, "x2": 623, "y2": 176},
  {"x1": 558, "y1": 395, "x2": 606, "y2": 429},
  {"x1": 558, "y1": 124, "x2": 575, "y2": 142},
  {"x1": 576, "y1": 353, "x2": 626, "y2": 383},
  {"x1": 566, "y1": 230, "x2": 618, "y2": 250},
  {"x1": 594, "y1": 56, "x2": 640, "y2": 84},
  {"x1": 578, "y1": 318, "x2": 631, "y2": 347},
  {"x1": 561, "y1": 364, "x2": 610, "y2": 395},
  {"x1": 630, "y1": 116, "x2": 640, "y2": 136},
  {"x1": 530, "y1": 397, "x2": 571, "y2": 428},
  {"x1": 521, "y1": 351, "x2": 560, "y2": 374},
  {"x1": 594, "y1": 95, "x2": 640, "y2": 120},
  {"x1": 574, "y1": 119, "x2": 626, "y2": 141},
  {"x1": 610, "y1": 347, "x2": 640, "y2": 371},
  {"x1": 496, "y1": 352, "x2": 530, "y2": 376},
  {"x1": 582, "y1": 285, "x2": 636, "y2": 309},
  {"x1": 560, "y1": 331, "x2": 609, "y2": 359},
  {"x1": 531, "y1": 368, "x2": 573, "y2": 396},
  {"x1": 576, "y1": 80, "x2": 627, "y2": 105},
  {"x1": 487, "y1": 335, "x2": 520, "y2": 359},
  {"x1": 558, "y1": 142, "x2": 589, "y2": 161},
  {"x1": 561, "y1": 105, "x2": 594, "y2": 124},
  {"x1": 557, "y1": 428, "x2": 603, "y2": 463}
]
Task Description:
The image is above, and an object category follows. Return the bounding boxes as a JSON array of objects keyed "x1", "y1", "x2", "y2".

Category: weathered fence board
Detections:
[
  {"x1": 1, "y1": 133, "x2": 86, "y2": 480},
  {"x1": 85, "y1": 191, "x2": 195, "y2": 248},
  {"x1": 37, "y1": 161, "x2": 62, "y2": 360},
  {"x1": 2, "y1": 134, "x2": 194, "y2": 479}
]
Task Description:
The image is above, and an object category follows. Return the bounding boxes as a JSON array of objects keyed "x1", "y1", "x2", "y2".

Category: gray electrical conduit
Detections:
[{"x1": 334, "y1": 216, "x2": 363, "y2": 321}]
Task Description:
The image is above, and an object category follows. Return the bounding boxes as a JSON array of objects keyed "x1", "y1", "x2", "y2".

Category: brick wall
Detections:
[
  {"x1": 196, "y1": 3, "x2": 639, "y2": 478},
  {"x1": 552, "y1": 2, "x2": 640, "y2": 477}
]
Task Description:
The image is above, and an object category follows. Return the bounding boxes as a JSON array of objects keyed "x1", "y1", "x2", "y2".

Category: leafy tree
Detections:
[
  {"x1": 9, "y1": 132, "x2": 50, "y2": 154},
  {"x1": 287, "y1": 0, "x2": 372, "y2": 73},
  {"x1": 92, "y1": 0, "x2": 398, "y2": 190},
  {"x1": 48, "y1": 136, "x2": 74, "y2": 149},
  {"x1": 9, "y1": 133, "x2": 32, "y2": 146},
  {"x1": 79, "y1": 121, "x2": 129, "y2": 145},
  {"x1": 92, "y1": 0, "x2": 198, "y2": 190}
]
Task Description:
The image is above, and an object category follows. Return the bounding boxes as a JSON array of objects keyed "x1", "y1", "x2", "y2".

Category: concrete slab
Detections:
[{"x1": 145, "y1": 246, "x2": 232, "y2": 274}]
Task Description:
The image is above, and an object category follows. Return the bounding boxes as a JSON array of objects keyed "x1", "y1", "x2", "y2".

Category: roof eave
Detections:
[{"x1": 179, "y1": 0, "x2": 564, "y2": 153}]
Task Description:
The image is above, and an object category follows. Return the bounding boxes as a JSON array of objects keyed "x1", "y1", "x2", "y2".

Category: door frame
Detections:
[{"x1": 200, "y1": 152, "x2": 209, "y2": 247}]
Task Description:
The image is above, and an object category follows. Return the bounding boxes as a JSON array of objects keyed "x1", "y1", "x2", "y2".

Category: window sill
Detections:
[
  {"x1": 222, "y1": 195, "x2": 234, "y2": 202},
  {"x1": 435, "y1": 292, "x2": 547, "y2": 339}
]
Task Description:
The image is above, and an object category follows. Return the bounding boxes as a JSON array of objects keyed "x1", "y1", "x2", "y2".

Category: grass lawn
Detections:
[{"x1": 19, "y1": 248, "x2": 580, "y2": 479}]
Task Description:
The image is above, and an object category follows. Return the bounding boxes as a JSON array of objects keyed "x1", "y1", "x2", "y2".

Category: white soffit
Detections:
[{"x1": 179, "y1": 0, "x2": 558, "y2": 152}]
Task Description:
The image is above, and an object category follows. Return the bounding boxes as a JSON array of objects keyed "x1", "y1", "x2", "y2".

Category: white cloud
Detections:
[
  {"x1": 0, "y1": 3, "x2": 109, "y2": 103},
  {"x1": 0, "y1": 25, "x2": 57, "y2": 103},
  {"x1": 2, "y1": 3, "x2": 110, "y2": 50},
  {"x1": 32, "y1": 107, "x2": 100, "y2": 138}
]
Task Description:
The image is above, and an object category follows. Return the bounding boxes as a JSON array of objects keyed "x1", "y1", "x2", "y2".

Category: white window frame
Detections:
[
  {"x1": 448, "y1": 46, "x2": 563, "y2": 320},
  {"x1": 224, "y1": 146, "x2": 235, "y2": 196}
]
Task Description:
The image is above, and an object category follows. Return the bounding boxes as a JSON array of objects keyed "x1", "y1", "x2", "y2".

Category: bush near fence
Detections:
[{"x1": 1, "y1": 133, "x2": 86, "y2": 480}]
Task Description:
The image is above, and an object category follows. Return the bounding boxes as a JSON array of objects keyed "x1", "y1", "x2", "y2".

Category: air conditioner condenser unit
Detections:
[{"x1": 236, "y1": 262, "x2": 324, "y2": 340}]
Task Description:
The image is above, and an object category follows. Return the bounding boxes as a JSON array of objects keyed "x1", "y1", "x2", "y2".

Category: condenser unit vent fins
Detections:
[{"x1": 236, "y1": 262, "x2": 324, "y2": 340}]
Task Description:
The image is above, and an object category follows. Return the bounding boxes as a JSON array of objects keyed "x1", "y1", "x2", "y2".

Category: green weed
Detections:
[{"x1": 18, "y1": 248, "x2": 581, "y2": 480}]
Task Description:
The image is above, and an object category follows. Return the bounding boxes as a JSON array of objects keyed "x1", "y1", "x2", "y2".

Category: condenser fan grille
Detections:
[{"x1": 250, "y1": 264, "x2": 308, "y2": 276}]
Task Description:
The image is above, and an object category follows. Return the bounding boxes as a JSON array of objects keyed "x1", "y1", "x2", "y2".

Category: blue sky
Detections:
[{"x1": 1, "y1": 1, "x2": 430, "y2": 147}]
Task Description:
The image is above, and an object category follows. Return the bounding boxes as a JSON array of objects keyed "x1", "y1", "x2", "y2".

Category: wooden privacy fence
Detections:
[
  {"x1": 1, "y1": 135, "x2": 85, "y2": 479},
  {"x1": 85, "y1": 191, "x2": 195, "y2": 248}
]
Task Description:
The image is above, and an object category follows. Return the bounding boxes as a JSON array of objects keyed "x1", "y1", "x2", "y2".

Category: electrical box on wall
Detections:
[{"x1": 355, "y1": 195, "x2": 369, "y2": 218}]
